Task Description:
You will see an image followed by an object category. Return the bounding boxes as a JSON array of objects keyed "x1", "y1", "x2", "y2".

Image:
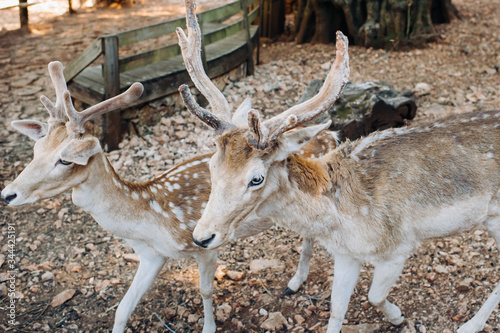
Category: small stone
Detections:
[
  {"x1": 414, "y1": 82, "x2": 431, "y2": 96},
  {"x1": 50, "y1": 289, "x2": 76, "y2": 307},
  {"x1": 249, "y1": 259, "x2": 284, "y2": 274},
  {"x1": 214, "y1": 265, "x2": 227, "y2": 281},
  {"x1": 66, "y1": 263, "x2": 81, "y2": 273},
  {"x1": 259, "y1": 308, "x2": 268, "y2": 316},
  {"x1": 216, "y1": 303, "x2": 232, "y2": 322},
  {"x1": 175, "y1": 130, "x2": 188, "y2": 139},
  {"x1": 122, "y1": 253, "x2": 140, "y2": 262},
  {"x1": 41, "y1": 271, "x2": 54, "y2": 281},
  {"x1": 187, "y1": 313, "x2": 199, "y2": 324},
  {"x1": 456, "y1": 278, "x2": 474, "y2": 292},
  {"x1": 226, "y1": 270, "x2": 244, "y2": 281},
  {"x1": 261, "y1": 311, "x2": 287, "y2": 330},
  {"x1": 341, "y1": 323, "x2": 382, "y2": 333},
  {"x1": 425, "y1": 272, "x2": 437, "y2": 282},
  {"x1": 294, "y1": 314, "x2": 305, "y2": 325},
  {"x1": 434, "y1": 265, "x2": 449, "y2": 274},
  {"x1": 165, "y1": 307, "x2": 176, "y2": 319}
]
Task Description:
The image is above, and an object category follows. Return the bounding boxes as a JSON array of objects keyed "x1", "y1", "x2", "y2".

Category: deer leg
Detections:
[
  {"x1": 456, "y1": 218, "x2": 500, "y2": 333},
  {"x1": 327, "y1": 254, "x2": 361, "y2": 333},
  {"x1": 194, "y1": 250, "x2": 218, "y2": 333},
  {"x1": 368, "y1": 255, "x2": 406, "y2": 325},
  {"x1": 285, "y1": 237, "x2": 314, "y2": 295},
  {"x1": 113, "y1": 246, "x2": 165, "y2": 333}
]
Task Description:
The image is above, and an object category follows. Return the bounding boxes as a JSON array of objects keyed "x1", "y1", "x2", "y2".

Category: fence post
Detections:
[
  {"x1": 19, "y1": 0, "x2": 28, "y2": 28},
  {"x1": 101, "y1": 35, "x2": 121, "y2": 151},
  {"x1": 241, "y1": 0, "x2": 256, "y2": 75}
]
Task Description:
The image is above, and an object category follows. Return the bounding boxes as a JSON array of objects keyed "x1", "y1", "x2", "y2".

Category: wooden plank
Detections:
[
  {"x1": 203, "y1": 19, "x2": 244, "y2": 45},
  {"x1": 64, "y1": 39, "x2": 102, "y2": 82},
  {"x1": 119, "y1": 43, "x2": 180, "y2": 73},
  {"x1": 248, "y1": 5, "x2": 259, "y2": 23},
  {"x1": 198, "y1": 1, "x2": 241, "y2": 23},
  {"x1": 102, "y1": 36, "x2": 121, "y2": 151},
  {"x1": 0, "y1": 2, "x2": 40, "y2": 10},
  {"x1": 113, "y1": 17, "x2": 186, "y2": 47}
]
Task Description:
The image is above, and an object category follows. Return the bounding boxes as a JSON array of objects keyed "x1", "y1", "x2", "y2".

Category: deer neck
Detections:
[
  {"x1": 258, "y1": 151, "x2": 374, "y2": 249},
  {"x1": 71, "y1": 152, "x2": 147, "y2": 233}
]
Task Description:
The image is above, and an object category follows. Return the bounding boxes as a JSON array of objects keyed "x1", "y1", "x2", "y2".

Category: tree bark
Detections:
[{"x1": 291, "y1": 0, "x2": 460, "y2": 48}]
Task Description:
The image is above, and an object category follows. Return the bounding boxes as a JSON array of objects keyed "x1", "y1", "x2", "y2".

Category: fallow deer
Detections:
[
  {"x1": 0, "y1": 61, "x2": 339, "y2": 331},
  {"x1": 177, "y1": 1, "x2": 500, "y2": 332}
]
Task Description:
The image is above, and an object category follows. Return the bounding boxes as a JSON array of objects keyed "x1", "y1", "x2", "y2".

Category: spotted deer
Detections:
[
  {"x1": 176, "y1": 1, "x2": 500, "y2": 332},
  {"x1": 0, "y1": 61, "x2": 340, "y2": 331}
]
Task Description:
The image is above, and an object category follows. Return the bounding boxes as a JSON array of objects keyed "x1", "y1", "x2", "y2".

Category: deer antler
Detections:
[
  {"x1": 248, "y1": 31, "x2": 350, "y2": 150},
  {"x1": 62, "y1": 82, "x2": 144, "y2": 135},
  {"x1": 176, "y1": 0, "x2": 233, "y2": 131},
  {"x1": 40, "y1": 61, "x2": 69, "y2": 123}
]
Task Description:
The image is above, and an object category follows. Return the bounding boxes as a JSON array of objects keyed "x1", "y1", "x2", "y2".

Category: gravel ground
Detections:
[{"x1": 0, "y1": 0, "x2": 500, "y2": 332}]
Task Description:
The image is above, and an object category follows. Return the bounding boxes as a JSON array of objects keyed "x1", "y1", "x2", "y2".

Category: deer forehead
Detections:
[
  {"x1": 34, "y1": 125, "x2": 70, "y2": 155},
  {"x1": 215, "y1": 129, "x2": 271, "y2": 172}
]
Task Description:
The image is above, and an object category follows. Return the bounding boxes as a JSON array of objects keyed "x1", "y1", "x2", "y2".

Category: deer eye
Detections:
[
  {"x1": 248, "y1": 175, "x2": 264, "y2": 188},
  {"x1": 58, "y1": 159, "x2": 73, "y2": 166}
]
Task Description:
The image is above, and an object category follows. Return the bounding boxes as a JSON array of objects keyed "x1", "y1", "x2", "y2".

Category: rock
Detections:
[
  {"x1": 456, "y1": 278, "x2": 474, "y2": 292},
  {"x1": 187, "y1": 313, "x2": 199, "y2": 324},
  {"x1": 262, "y1": 82, "x2": 281, "y2": 93},
  {"x1": 50, "y1": 289, "x2": 76, "y2": 307},
  {"x1": 301, "y1": 80, "x2": 417, "y2": 141},
  {"x1": 259, "y1": 308, "x2": 268, "y2": 316},
  {"x1": 260, "y1": 311, "x2": 287, "y2": 330},
  {"x1": 341, "y1": 323, "x2": 382, "y2": 333},
  {"x1": 414, "y1": 82, "x2": 431, "y2": 96},
  {"x1": 165, "y1": 307, "x2": 176, "y2": 319},
  {"x1": 216, "y1": 303, "x2": 232, "y2": 322},
  {"x1": 122, "y1": 253, "x2": 140, "y2": 262},
  {"x1": 249, "y1": 259, "x2": 284, "y2": 274},
  {"x1": 85, "y1": 243, "x2": 97, "y2": 251},
  {"x1": 214, "y1": 265, "x2": 227, "y2": 281},
  {"x1": 294, "y1": 314, "x2": 305, "y2": 325},
  {"x1": 434, "y1": 265, "x2": 449, "y2": 274},
  {"x1": 226, "y1": 270, "x2": 244, "y2": 281},
  {"x1": 41, "y1": 271, "x2": 54, "y2": 281},
  {"x1": 175, "y1": 130, "x2": 189, "y2": 139}
]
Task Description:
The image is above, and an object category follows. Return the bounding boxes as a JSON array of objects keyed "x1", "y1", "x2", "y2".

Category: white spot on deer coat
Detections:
[
  {"x1": 132, "y1": 192, "x2": 139, "y2": 200},
  {"x1": 170, "y1": 203, "x2": 185, "y2": 222},
  {"x1": 150, "y1": 200, "x2": 164, "y2": 214}
]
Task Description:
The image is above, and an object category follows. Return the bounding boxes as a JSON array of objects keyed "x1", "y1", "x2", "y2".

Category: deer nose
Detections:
[
  {"x1": 2, "y1": 192, "x2": 17, "y2": 205},
  {"x1": 193, "y1": 234, "x2": 216, "y2": 248}
]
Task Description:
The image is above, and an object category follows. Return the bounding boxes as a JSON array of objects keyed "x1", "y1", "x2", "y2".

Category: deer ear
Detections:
[
  {"x1": 60, "y1": 137, "x2": 102, "y2": 165},
  {"x1": 276, "y1": 121, "x2": 333, "y2": 161},
  {"x1": 232, "y1": 98, "x2": 252, "y2": 127},
  {"x1": 11, "y1": 120, "x2": 48, "y2": 141}
]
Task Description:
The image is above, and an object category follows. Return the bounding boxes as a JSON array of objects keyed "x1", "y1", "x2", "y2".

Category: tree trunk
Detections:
[{"x1": 291, "y1": 0, "x2": 460, "y2": 48}]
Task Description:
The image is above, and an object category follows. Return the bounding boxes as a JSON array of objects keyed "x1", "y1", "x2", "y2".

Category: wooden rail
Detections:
[{"x1": 64, "y1": 0, "x2": 260, "y2": 149}]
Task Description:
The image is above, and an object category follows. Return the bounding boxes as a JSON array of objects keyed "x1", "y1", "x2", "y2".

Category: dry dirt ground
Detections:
[{"x1": 1, "y1": 0, "x2": 500, "y2": 332}]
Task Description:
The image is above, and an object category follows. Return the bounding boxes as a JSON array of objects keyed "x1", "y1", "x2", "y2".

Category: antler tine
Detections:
[
  {"x1": 179, "y1": 84, "x2": 232, "y2": 135},
  {"x1": 42, "y1": 61, "x2": 68, "y2": 122},
  {"x1": 64, "y1": 82, "x2": 144, "y2": 135},
  {"x1": 262, "y1": 31, "x2": 350, "y2": 142},
  {"x1": 176, "y1": 0, "x2": 233, "y2": 131},
  {"x1": 247, "y1": 109, "x2": 269, "y2": 149}
]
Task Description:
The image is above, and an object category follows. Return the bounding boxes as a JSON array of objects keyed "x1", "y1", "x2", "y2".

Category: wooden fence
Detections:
[{"x1": 63, "y1": 0, "x2": 260, "y2": 149}]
